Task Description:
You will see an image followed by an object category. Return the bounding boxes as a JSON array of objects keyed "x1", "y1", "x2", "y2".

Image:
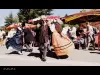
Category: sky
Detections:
[{"x1": 0, "y1": 9, "x2": 91, "y2": 26}]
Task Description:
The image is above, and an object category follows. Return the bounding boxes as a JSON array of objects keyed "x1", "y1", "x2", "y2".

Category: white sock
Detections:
[{"x1": 8, "y1": 46, "x2": 13, "y2": 50}]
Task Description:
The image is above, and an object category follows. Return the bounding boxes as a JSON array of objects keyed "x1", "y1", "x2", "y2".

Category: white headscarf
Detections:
[
  {"x1": 18, "y1": 27, "x2": 22, "y2": 31},
  {"x1": 50, "y1": 24, "x2": 55, "y2": 32},
  {"x1": 41, "y1": 15, "x2": 47, "y2": 20},
  {"x1": 7, "y1": 28, "x2": 16, "y2": 38},
  {"x1": 56, "y1": 19, "x2": 63, "y2": 25},
  {"x1": 62, "y1": 26, "x2": 70, "y2": 35}
]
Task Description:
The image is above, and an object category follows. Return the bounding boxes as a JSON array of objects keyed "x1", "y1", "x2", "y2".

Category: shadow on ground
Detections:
[
  {"x1": 27, "y1": 53, "x2": 40, "y2": 57},
  {"x1": 90, "y1": 51, "x2": 100, "y2": 54},
  {"x1": 5, "y1": 49, "x2": 69, "y2": 59},
  {"x1": 6, "y1": 51, "x2": 19, "y2": 55},
  {"x1": 6, "y1": 49, "x2": 30, "y2": 55},
  {"x1": 27, "y1": 49, "x2": 69, "y2": 59},
  {"x1": 27, "y1": 50, "x2": 57, "y2": 58}
]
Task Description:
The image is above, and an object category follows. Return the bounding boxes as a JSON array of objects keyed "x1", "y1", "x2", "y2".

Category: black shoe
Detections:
[
  {"x1": 18, "y1": 51, "x2": 23, "y2": 55},
  {"x1": 82, "y1": 47, "x2": 86, "y2": 49},
  {"x1": 21, "y1": 49, "x2": 23, "y2": 53},
  {"x1": 25, "y1": 49, "x2": 33, "y2": 52},
  {"x1": 29, "y1": 49, "x2": 33, "y2": 52},
  {"x1": 41, "y1": 58, "x2": 46, "y2": 62},
  {"x1": 56, "y1": 56, "x2": 60, "y2": 59}
]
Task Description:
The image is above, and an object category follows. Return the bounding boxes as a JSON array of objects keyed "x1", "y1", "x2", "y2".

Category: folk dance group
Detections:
[
  {"x1": 2, "y1": 16, "x2": 100, "y2": 62},
  {"x1": 3, "y1": 17, "x2": 74, "y2": 62}
]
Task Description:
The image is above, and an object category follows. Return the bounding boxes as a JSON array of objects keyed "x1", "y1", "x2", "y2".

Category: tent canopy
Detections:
[{"x1": 65, "y1": 10, "x2": 100, "y2": 24}]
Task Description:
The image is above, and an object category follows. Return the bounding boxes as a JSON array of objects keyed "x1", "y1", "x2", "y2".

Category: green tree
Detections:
[
  {"x1": 5, "y1": 13, "x2": 19, "y2": 27},
  {"x1": 64, "y1": 14, "x2": 68, "y2": 17},
  {"x1": 5, "y1": 13, "x2": 14, "y2": 26},
  {"x1": 90, "y1": 9, "x2": 97, "y2": 11},
  {"x1": 13, "y1": 16, "x2": 19, "y2": 23},
  {"x1": 17, "y1": 9, "x2": 53, "y2": 22},
  {"x1": 80, "y1": 9, "x2": 86, "y2": 12}
]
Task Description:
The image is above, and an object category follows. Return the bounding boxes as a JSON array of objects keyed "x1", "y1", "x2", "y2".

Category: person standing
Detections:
[
  {"x1": 31, "y1": 28, "x2": 36, "y2": 47},
  {"x1": 86, "y1": 22, "x2": 95, "y2": 50},
  {"x1": 75, "y1": 25, "x2": 86, "y2": 49},
  {"x1": 38, "y1": 16, "x2": 51, "y2": 62},
  {"x1": 69, "y1": 26, "x2": 77, "y2": 41},
  {"x1": 62, "y1": 25, "x2": 70, "y2": 36},
  {"x1": 0, "y1": 30, "x2": 5, "y2": 46}
]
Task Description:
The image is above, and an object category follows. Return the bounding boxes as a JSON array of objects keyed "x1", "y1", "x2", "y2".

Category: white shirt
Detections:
[
  {"x1": 83, "y1": 28, "x2": 87, "y2": 33},
  {"x1": 50, "y1": 24, "x2": 56, "y2": 32},
  {"x1": 7, "y1": 30, "x2": 16, "y2": 38},
  {"x1": 87, "y1": 24, "x2": 94, "y2": 35},
  {"x1": 18, "y1": 27, "x2": 22, "y2": 31},
  {"x1": 0, "y1": 31, "x2": 5, "y2": 38},
  {"x1": 70, "y1": 27, "x2": 77, "y2": 38},
  {"x1": 62, "y1": 26, "x2": 70, "y2": 35},
  {"x1": 97, "y1": 28, "x2": 99, "y2": 33}
]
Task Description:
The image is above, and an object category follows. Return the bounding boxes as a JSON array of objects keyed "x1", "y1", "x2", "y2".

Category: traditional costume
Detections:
[{"x1": 50, "y1": 22, "x2": 74, "y2": 57}]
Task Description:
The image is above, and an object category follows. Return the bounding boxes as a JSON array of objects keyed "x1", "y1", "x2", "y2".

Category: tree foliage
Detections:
[
  {"x1": 5, "y1": 13, "x2": 14, "y2": 26},
  {"x1": 64, "y1": 14, "x2": 68, "y2": 17},
  {"x1": 90, "y1": 9, "x2": 97, "y2": 11},
  {"x1": 5, "y1": 13, "x2": 19, "y2": 26},
  {"x1": 13, "y1": 16, "x2": 19, "y2": 23},
  {"x1": 80, "y1": 9, "x2": 87, "y2": 12},
  {"x1": 17, "y1": 9, "x2": 53, "y2": 22}
]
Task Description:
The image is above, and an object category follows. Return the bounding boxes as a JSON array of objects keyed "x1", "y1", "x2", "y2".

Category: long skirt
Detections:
[
  {"x1": 95, "y1": 33, "x2": 100, "y2": 45},
  {"x1": 95, "y1": 35, "x2": 98, "y2": 45},
  {"x1": 6, "y1": 38, "x2": 23, "y2": 51},
  {"x1": 52, "y1": 31, "x2": 74, "y2": 56}
]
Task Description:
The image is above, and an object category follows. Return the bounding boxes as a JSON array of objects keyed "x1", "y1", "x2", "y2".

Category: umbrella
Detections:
[{"x1": 65, "y1": 10, "x2": 100, "y2": 25}]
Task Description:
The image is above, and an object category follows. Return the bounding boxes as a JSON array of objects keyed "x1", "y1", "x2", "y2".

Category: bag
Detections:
[{"x1": 52, "y1": 30, "x2": 74, "y2": 56}]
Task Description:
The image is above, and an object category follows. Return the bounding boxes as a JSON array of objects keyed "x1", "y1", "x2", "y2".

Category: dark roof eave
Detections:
[{"x1": 65, "y1": 10, "x2": 100, "y2": 18}]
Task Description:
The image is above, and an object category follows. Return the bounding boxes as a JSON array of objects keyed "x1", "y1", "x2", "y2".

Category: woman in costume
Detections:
[
  {"x1": 48, "y1": 19, "x2": 74, "y2": 59},
  {"x1": 5, "y1": 27, "x2": 23, "y2": 55}
]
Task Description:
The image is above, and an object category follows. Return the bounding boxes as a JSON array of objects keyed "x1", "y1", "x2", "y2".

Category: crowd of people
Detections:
[
  {"x1": 63, "y1": 22, "x2": 100, "y2": 50},
  {"x1": 0, "y1": 15, "x2": 100, "y2": 62}
]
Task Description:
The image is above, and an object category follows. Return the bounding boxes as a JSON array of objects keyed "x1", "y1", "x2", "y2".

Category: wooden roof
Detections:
[
  {"x1": 66, "y1": 10, "x2": 100, "y2": 17},
  {"x1": 65, "y1": 10, "x2": 100, "y2": 23}
]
